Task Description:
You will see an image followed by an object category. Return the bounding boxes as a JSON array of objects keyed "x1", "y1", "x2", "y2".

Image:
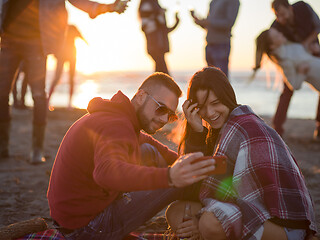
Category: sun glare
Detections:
[{"x1": 72, "y1": 79, "x2": 99, "y2": 109}]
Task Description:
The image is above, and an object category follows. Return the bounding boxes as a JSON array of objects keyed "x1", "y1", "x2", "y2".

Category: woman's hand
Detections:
[
  {"x1": 182, "y1": 100, "x2": 203, "y2": 132},
  {"x1": 175, "y1": 217, "x2": 201, "y2": 240}
]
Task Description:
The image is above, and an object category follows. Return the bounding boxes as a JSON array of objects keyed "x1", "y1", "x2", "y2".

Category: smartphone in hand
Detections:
[{"x1": 191, "y1": 155, "x2": 227, "y2": 175}]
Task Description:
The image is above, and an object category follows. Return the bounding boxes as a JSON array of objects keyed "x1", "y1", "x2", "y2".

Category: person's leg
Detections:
[
  {"x1": 63, "y1": 143, "x2": 182, "y2": 239},
  {"x1": 272, "y1": 83, "x2": 294, "y2": 136},
  {"x1": 68, "y1": 59, "x2": 76, "y2": 108},
  {"x1": 205, "y1": 43, "x2": 230, "y2": 77},
  {"x1": 150, "y1": 52, "x2": 169, "y2": 75},
  {"x1": 24, "y1": 40, "x2": 47, "y2": 164},
  {"x1": 12, "y1": 70, "x2": 20, "y2": 108},
  {"x1": 64, "y1": 188, "x2": 183, "y2": 240},
  {"x1": 261, "y1": 221, "x2": 290, "y2": 240},
  {"x1": 20, "y1": 67, "x2": 29, "y2": 108},
  {"x1": 313, "y1": 94, "x2": 320, "y2": 140},
  {"x1": 166, "y1": 201, "x2": 202, "y2": 234},
  {"x1": 0, "y1": 36, "x2": 22, "y2": 158},
  {"x1": 48, "y1": 58, "x2": 64, "y2": 105},
  {"x1": 199, "y1": 211, "x2": 227, "y2": 240},
  {"x1": 139, "y1": 143, "x2": 168, "y2": 167}
]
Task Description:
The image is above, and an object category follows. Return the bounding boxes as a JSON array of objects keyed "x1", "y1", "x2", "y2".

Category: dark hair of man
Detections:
[
  {"x1": 178, "y1": 67, "x2": 238, "y2": 154},
  {"x1": 272, "y1": 0, "x2": 290, "y2": 11},
  {"x1": 138, "y1": 72, "x2": 182, "y2": 98}
]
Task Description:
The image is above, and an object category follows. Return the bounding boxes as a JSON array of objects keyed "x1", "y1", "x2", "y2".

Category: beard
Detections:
[{"x1": 137, "y1": 103, "x2": 156, "y2": 134}]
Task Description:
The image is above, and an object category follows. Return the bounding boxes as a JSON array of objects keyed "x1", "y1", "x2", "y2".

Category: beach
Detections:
[{"x1": 0, "y1": 106, "x2": 319, "y2": 237}]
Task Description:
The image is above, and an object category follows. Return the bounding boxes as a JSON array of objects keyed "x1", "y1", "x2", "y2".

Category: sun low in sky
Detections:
[{"x1": 47, "y1": 0, "x2": 320, "y2": 75}]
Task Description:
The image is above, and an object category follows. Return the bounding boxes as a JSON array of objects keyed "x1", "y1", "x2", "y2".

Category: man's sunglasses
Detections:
[{"x1": 147, "y1": 94, "x2": 178, "y2": 122}]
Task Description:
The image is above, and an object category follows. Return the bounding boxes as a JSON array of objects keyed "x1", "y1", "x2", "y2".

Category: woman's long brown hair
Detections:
[{"x1": 178, "y1": 67, "x2": 238, "y2": 154}]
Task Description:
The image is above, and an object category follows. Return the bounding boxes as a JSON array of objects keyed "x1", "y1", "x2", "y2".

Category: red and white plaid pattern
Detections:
[
  {"x1": 199, "y1": 105, "x2": 317, "y2": 239},
  {"x1": 15, "y1": 229, "x2": 65, "y2": 240}
]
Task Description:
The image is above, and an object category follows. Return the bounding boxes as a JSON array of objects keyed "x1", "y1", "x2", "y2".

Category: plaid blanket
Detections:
[
  {"x1": 16, "y1": 229, "x2": 178, "y2": 240},
  {"x1": 188, "y1": 105, "x2": 316, "y2": 239},
  {"x1": 15, "y1": 229, "x2": 65, "y2": 240},
  {"x1": 124, "y1": 231, "x2": 178, "y2": 240}
]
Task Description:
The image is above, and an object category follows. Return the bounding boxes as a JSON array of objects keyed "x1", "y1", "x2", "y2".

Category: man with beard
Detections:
[{"x1": 47, "y1": 72, "x2": 216, "y2": 239}]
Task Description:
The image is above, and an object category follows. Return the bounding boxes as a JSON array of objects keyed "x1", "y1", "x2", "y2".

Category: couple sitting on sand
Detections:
[{"x1": 47, "y1": 67, "x2": 317, "y2": 239}]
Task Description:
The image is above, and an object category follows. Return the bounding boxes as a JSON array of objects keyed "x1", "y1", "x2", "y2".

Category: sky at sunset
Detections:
[{"x1": 49, "y1": 0, "x2": 320, "y2": 74}]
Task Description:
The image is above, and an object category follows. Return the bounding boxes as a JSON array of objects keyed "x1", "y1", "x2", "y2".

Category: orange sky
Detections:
[{"x1": 47, "y1": 0, "x2": 320, "y2": 74}]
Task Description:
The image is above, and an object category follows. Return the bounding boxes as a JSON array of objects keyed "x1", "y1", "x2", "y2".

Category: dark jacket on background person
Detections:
[
  {"x1": 271, "y1": 1, "x2": 320, "y2": 45},
  {"x1": 47, "y1": 91, "x2": 178, "y2": 229}
]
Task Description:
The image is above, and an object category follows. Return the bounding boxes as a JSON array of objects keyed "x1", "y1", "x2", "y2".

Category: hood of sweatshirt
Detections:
[{"x1": 87, "y1": 91, "x2": 141, "y2": 134}]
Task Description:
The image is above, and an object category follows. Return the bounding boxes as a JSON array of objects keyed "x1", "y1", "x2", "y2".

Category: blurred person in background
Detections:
[
  {"x1": 190, "y1": 0, "x2": 240, "y2": 77},
  {"x1": 270, "y1": 0, "x2": 320, "y2": 139},
  {"x1": 48, "y1": 24, "x2": 88, "y2": 109},
  {"x1": 139, "y1": 0, "x2": 180, "y2": 75},
  {"x1": 0, "y1": 0, "x2": 128, "y2": 163}
]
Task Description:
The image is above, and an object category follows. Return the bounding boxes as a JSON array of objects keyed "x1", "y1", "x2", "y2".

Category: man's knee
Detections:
[
  {"x1": 198, "y1": 211, "x2": 226, "y2": 240},
  {"x1": 140, "y1": 143, "x2": 167, "y2": 167}
]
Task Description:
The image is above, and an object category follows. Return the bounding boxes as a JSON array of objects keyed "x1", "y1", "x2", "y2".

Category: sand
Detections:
[{"x1": 0, "y1": 107, "x2": 319, "y2": 237}]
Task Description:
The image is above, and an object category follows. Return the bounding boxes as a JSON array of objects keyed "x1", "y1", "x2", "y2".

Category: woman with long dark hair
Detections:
[
  {"x1": 166, "y1": 67, "x2": 316, "y2": 240},
  {"x1": 253, "y1": 28, "x2": 320, "y2": 92}
]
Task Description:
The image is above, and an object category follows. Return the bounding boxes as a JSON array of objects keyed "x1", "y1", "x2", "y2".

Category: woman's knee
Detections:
[
  {"x1": 261, "y1": 220, "x2": 287, "y2": 240},
  {"x1": 198, "y1": 211, "x2": 226, "y2": 240},
  {"x1": 165, "y1": 201, "x2": 202, "y2": 232}
]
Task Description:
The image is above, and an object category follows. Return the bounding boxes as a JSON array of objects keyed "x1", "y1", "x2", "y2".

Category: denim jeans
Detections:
[
  {"x1": 0, "y1": 35, "x2": 47, "y2": 124},
  {"x1": 63, "y1": 143, "x2": 190, "y2": 240},
  {"x1": 205, "y1": 42, "x2": 231, "y2": 77},
  {"x1": 284, "y1": 228, "x2": 307, "y2": 240}
]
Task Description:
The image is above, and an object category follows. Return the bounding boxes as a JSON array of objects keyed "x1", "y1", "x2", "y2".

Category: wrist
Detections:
[
  {"x1": 167, "y1": 166, "x2": 175, "y2": 187},
  {"x1": 89, "y1": 3, "x2": 99, "y2": 19}
]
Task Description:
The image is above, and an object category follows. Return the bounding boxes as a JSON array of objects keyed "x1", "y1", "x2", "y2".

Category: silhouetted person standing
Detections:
[
  {"x1": 48, "y1": 24, "x2": 88, "y2": 109},
  {"x1": 139, "y1": 0, "x2": 179, "y2": 75},
  {"x1": 0, "y1": 0, "x2": 128, "y2": 163},
  {"x1": 271, "y1": 0, "x2": 320, "y2": 139},
  {"x1": 191, "y1": 0, "x2": 240, "y2": 77}
]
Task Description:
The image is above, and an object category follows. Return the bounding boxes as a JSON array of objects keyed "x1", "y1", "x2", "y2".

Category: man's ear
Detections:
[{"x1": 135, "y1": 89, "x2": 148, "y2": 106}]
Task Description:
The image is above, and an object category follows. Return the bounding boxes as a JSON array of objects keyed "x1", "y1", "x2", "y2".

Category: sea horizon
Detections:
[{"x1": 12, "y1": 69, "x2": 319, "y2": 120}]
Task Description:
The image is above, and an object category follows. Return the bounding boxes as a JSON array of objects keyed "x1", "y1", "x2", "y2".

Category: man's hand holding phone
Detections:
[
  {"x1": 169, "y1": 152, "x2": 217, "y2": 188},
  {"x1": 191, "y1": 155, "x2": 227, "y2": 175}
]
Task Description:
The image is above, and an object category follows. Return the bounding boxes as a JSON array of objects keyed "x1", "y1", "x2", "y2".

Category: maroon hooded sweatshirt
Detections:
[{"x1": 47, "y1": 91, "x2": 178, "y2": 229}]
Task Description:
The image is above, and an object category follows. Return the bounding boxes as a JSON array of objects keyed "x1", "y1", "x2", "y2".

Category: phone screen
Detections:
[{"x1": 191, "y1": 155, "x2": 227, "y2": 175}]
